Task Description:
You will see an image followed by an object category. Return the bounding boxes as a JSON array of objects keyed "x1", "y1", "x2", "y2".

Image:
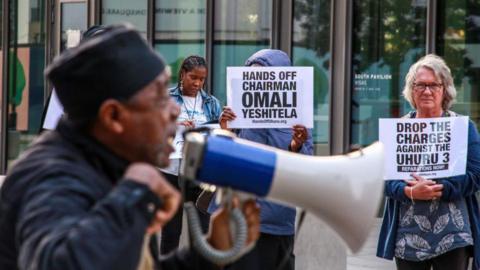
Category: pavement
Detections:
[
  {"x1": 346, "y1": 218, "x2": 395, "y2": 270},
  {"x1": 295, "y1": 215, "x2": 395, "y2": 270},
  {"x1": 176, "y1": 211, "x2": 396, "y2": 270}
]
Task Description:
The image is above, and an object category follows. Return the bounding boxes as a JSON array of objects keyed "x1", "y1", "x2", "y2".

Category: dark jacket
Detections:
[
  {"x1": 0, "y1": 120, "x2": 216, "y2": 270},
  {"x1": 377, "y1": 114, "x2": 480, "y2": 270}
]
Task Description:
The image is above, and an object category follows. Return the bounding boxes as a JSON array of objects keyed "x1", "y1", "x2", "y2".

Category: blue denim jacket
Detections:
[
  {"x1": 169, "y1": 86, "x2": 222, "y2": 122},
  {"x1": 377, "y1": 116, "x2": 480, "y2": 269}
]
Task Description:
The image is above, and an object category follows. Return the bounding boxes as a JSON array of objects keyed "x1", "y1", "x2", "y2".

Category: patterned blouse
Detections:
[{"x1": 395, "y1": 198, "x2": 473, "y2": 261}]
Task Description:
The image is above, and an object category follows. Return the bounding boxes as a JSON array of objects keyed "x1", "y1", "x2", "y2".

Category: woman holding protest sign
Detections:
[
  {"x1": 160, "y1": 55, "x2": 222, "y2": 255},
  {"x1": 377, "y1": 54, "x2": 480, "y2": 270}
]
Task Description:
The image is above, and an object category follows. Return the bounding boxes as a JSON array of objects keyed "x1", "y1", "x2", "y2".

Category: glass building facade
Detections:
[
  {"x1": 0, "y1": 0, "x2": 479, "y2": 173},
  {"x1": 2, "y1": 0, "x2": 46, "y2": 170}
]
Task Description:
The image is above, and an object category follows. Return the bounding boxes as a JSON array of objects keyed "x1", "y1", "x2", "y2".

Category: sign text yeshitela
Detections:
[{"x1": 227, "y1": 67, "x2": 313, "y2": 129}]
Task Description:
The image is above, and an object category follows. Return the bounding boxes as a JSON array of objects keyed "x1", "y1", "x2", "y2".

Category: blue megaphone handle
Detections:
[{"x1": 196, "y1": 135, "x2": 276, "y2": 197}]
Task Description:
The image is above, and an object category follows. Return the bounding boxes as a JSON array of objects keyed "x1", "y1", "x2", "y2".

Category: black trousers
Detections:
[
  {"x1": 160, "y1": 172, "x2": 210, "y2": 255},
  {"x1": 395, "y1": 247, "x2": 470, "y2": 270},
  {"x1": 226, "y1": 233, "x2": 295, "y2": 270}
]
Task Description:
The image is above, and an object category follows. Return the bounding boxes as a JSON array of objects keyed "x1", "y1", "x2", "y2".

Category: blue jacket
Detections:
[
  {"x1": 237, "y1": 128, "x2": 313, "y2": 235},
  {"x1": 377, "y1": 119, "x2": 480, "y2": 269},
  {"x1": 169, "y1": 87, "x2": 222, "y2": 122}
]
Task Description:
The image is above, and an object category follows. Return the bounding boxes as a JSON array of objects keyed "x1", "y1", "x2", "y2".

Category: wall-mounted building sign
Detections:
[
  {"x1": 155, "y1": 0, "x2": 205, "y2": 36},
  {"x1": 101, "y1": 0, "x2": 148, "y2": 35}
]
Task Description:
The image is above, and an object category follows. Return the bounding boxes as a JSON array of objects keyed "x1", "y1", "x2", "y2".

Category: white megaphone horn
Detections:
[{"x1": 181, "y1": 130, "x2": 385, "y2": 257}]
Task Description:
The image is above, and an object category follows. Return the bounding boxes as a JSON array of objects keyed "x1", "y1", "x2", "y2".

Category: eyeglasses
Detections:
[{"x1": 413, "y1": 82, "x2": 443, "y2": 93}]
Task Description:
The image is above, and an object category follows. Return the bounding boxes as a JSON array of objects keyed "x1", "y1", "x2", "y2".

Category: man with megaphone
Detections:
[
  {"x1": 216, "y1": 49, "x2": 314, "y2": 270},
  {"x1": 0, "y1": 24, "x2": 262, "y2": 270}
]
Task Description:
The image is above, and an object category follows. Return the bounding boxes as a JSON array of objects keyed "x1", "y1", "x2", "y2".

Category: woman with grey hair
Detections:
[
  {"x1": 403, "y1": 54, "x2": 457, "y2": 114},
  {"x1": 377, "y1": 54, "x2": 480, "y2": 270}
]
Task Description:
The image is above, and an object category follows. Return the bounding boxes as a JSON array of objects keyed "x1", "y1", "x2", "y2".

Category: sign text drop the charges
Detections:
[
  {"x1": 227, "y1": 67, "x2": 313, "y2": 128},
  {"x1": 379, "y1": 116, "x2": 469, "y2": 180}
]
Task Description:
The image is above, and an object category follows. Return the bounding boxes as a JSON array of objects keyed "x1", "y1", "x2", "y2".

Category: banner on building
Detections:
[
  {"x1": 379, "y1": 116, "x2": 469, "y2": 180},
  {"x1": 226, "y1": 66, "x2": 313, "y2": 129}
]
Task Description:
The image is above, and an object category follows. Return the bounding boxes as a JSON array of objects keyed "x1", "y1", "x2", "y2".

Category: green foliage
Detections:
[
  {"x1": 8, "y1": 52, "x2": 26, "y2": 107},
  {"x1": 293, "y1": 0, "x2": 330, "y2": 57}
]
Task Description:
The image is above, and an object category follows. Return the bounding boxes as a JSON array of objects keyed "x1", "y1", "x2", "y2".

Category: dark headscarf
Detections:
[{"x1": 245, "y1": 49, "x2": 291, "y2": 67}]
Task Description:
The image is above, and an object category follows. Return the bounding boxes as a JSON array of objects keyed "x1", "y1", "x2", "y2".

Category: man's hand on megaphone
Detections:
[
  {"x1": 219, "y1": 106, "x2": 236, "y2": 130},
  {"x1": 206, "y1": 198, "x2": 260, "y2": 251},
  {"x1": 404, "y1": 173, "x2": 443, "y2": 201},
  {"x1": 290, "y1": 124, "x2": 308, "y2": 152},
  {"x1": 123, "y1": 163, "x2": 181, "y2": 234}
]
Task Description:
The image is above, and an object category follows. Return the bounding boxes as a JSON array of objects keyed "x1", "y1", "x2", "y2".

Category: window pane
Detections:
[
  {"x1": 437, "y1": 1, "x2": 480, "y2": 124},
  {"x1": 101, "y1": 0, "x2": 147, "y2": 37},
  {"x1": 60, "y1": 2, "x2": 87, "y2": 52},
  {"x1": 7, "y1": 0, "x2": 46, "y2": 164},
  {"x1": 154, "y1": 0, "x2": 205, "y2": 87},
  {"x1": 292, "y1": 0, "x2": 330, "y2": 144},
  {"x1": 351, "y1": 1, "x2": 427, "y2": 146},
  {"x1": 212, "y1": 0, "x2": 272, "y2": 104}
]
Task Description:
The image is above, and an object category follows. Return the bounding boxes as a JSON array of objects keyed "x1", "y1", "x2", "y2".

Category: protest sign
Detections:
[
  {"x1": 226, "y1": 66, "x2": 313, "y2": 128},
  {"x1": 379, "y1": 116, "x2": 469, "y2": 180},
  {"x1": 42, "y1": 90, "x2": 64, "y2": 130},
  {"x1": 169, "y1": 122, "x2": 220, "y2": 159}
]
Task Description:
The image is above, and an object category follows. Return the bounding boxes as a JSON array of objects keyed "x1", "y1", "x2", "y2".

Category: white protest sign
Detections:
[
  {"x1": 169, "y1": 125, "x2": 186, "y2": 159},
  {"x1": 42, "y1": 90, "x2": 64, "y2": 130},
  {"x1": 169, "y1": 123, "x2": 220, "y2": 159},
  {"x1": 226, "y1": 66, "x2": 313, "y2": 128},
  {"x1": 379, "y1": 116, "x2": 469, "y2": 180}
]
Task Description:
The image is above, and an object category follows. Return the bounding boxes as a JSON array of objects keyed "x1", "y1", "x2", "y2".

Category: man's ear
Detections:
[{"x1": 97, "y1": 99, "x2": 128, "y2": 134}]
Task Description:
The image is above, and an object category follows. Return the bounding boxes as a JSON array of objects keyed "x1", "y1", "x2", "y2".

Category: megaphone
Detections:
[{"x1": 181, "y1": 130, "x2": 384, "y2": 257}]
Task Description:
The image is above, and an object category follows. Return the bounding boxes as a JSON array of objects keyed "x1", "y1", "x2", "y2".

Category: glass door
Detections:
[
  {"x1": 351, "y1": 1, "x2": 427, "y2": 146},
  {"x1": 211, "y1": 0, "x2": 272, "y2": 104},
  {"x1": 437, "y1": 1, "x2": 480, "y2": 125},
  {"x1": 154, "y1": 0, "x2": 206, "y2": 88},
  {"x1": 41, "y1": 0, "x2": 87, "y2": 132},
  {"x1": 101, "y1": 0, "x2": 148, "y2": 38},
  {"x1": 6, "y1": 0, "x2": 47, "y2": 166},
  {"x1": 292, "y1": 0, "x2": 331, "y2": 148}
]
